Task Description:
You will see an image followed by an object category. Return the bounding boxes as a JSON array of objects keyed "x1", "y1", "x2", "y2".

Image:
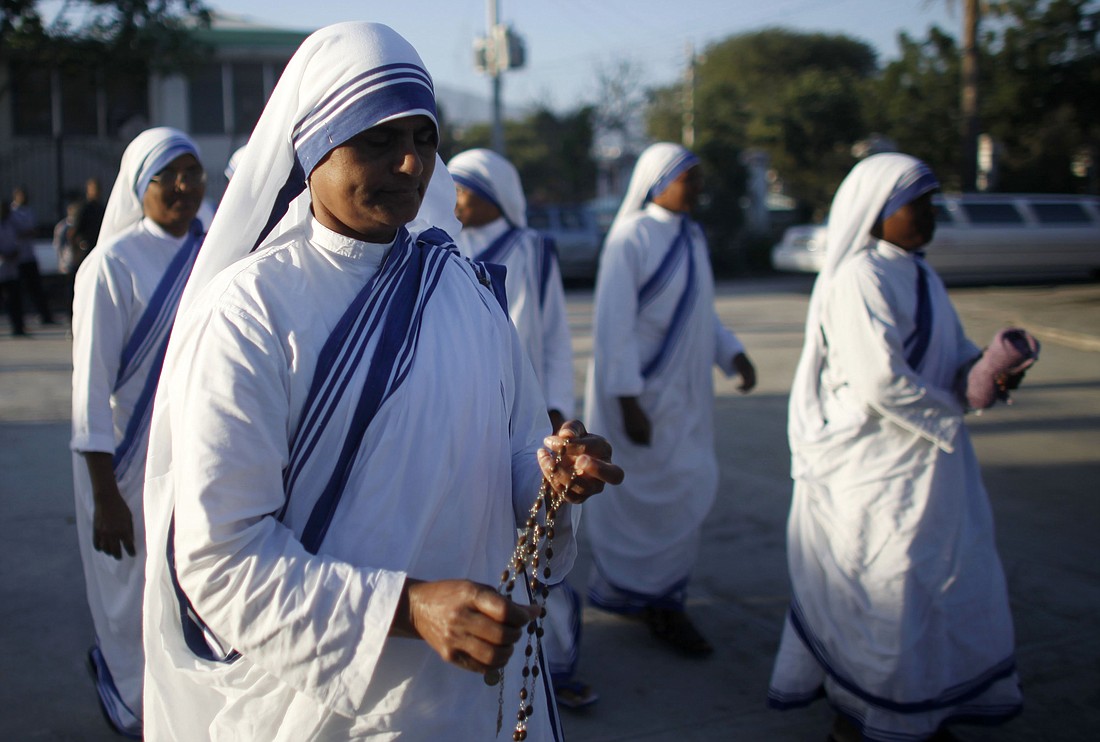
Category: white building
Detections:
[{"x1": 0, "y1": 13, "x2": 309, "y2": 225}]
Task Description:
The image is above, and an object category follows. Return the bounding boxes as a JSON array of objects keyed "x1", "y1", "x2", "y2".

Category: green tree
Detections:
[
  {"x1": 866, "y1": 27, "x2": 963, "y2": 189},
  {"x1": 646, "y1": 29, "x2": 877, "y2": 264},
  {"x1": 985, "y1": 0, "x2": 1100, "y2": 192},
  {"x1": 875, "y1": 0, "x2": 1099, "y2": 193},
  {"x1": 454, "y1": 105, "x2": 598, "y2": 205},
  {"x1": 2, "y1": 0, "x2": 211, "y2": 78}
]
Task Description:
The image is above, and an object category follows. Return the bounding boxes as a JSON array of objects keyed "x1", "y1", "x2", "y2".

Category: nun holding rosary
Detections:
[{"x1": 141, "y1": 22, "x2": 621, "y2": 741}]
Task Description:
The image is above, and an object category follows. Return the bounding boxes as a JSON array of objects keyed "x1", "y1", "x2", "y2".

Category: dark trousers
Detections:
[
  {"x1": 1, "y1": 277, "x2": 26, "y2": 335},
  {"x1": 18, "y1": 260, "x2": 55, "y2": 324}
]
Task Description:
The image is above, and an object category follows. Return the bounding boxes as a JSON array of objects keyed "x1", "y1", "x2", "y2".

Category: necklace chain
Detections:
[{"x1": 488, "y1": 449, "x2": 574, "y2": 740}]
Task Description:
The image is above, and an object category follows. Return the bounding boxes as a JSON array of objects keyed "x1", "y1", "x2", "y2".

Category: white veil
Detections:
[
  {"x1": 610, "y1": 142, "x2": 699, "y2": 233},
  {"x1": 788, "y1": 153, "x2": 939, "y2": 465},
  {"x1": 448, "y1": 148, "x2": 528, "y2": 228},
  {"x1": 176, "y1": 21, "x2": 460, "y2": 317},
  {"x1": 97, "y1": 127, "x2": 201, "y2": 246}
]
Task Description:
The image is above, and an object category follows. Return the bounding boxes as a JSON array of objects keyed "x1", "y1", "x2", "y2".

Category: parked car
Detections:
[
  {"x1": 527, "y1": 203, "x2": 602, "y2": 282},
  {"x1": 771, "y1": 193, "x2": 1100, "y2": 281}
]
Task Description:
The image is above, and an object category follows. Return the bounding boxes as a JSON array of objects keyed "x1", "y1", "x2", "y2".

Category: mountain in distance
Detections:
[{"x1": 436, "y1": 84, "x2": 526, "y2": 127}]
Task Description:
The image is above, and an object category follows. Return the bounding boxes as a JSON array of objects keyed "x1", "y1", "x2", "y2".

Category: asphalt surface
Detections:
[{"x1": 2, "y1": 275, "x2": 1098, "y2": 741}]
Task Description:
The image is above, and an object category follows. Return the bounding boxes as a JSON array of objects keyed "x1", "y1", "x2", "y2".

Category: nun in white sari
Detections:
[
  {"x1": 584, "y1": 143, "x2": 754, "y2": 656},
  {"x1": 71, "y1": 127, "x2": 206, "y2": 738},
  {"x1": 141, "y1": 22, "x2": 621, "y2": 742},
  {"x1": 449, "y1": 148, "x2": 574, "y2": 430},
  {"x1": 449, "y1": 148, "x2": 587, "y2": 703},
  {"x1": 768, "y1": 153, "x2": 1025, "y2": 741}
]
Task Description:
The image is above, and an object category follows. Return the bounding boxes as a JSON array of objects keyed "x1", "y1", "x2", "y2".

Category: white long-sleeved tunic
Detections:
[
  {"x1": 456, "y1": 217, "x2": 574, "y2": 417},
  {"x1": 583, "y1": 203, "x2": 743, "y2": 600},
  {"x1": 143, "y1": 218, "x2": 575, "y2": 741},
  {"x1": 70, "y1": 217, "x2": 194, "y2": 720},
  {"x1": 769, "y1": 241, "x2": 1022, "y2": 740}
]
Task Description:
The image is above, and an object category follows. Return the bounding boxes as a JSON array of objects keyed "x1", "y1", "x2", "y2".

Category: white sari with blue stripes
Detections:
[
  {"x1": 583, "y1": 203, "x2": 744, "y2": 608},
  {"x1": 143, "y1": 218, "x2": 571, "y2": 740},
  {"x1": 455, "y1": 217, "x2": 574, "y2": 417},
  {"x1": 768, "y1": 240, "x2": 1022, "y2": 739},
  {"x1": 70, "y1": 216, "x2": 204, "y2": 731}
]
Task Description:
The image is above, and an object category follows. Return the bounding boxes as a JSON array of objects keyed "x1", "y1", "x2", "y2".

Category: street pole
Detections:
[
  {"x1": 488, "y1": 0, "x2": 505, "y2": 155},
  {"x1": 960, "y1": 0, "x2": 981, "y2": 191},
  {"x1": 682, "y1": 42, "x2": 695, "y2": 149}
]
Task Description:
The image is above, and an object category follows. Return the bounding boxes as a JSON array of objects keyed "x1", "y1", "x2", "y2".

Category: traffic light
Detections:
[{"x1": 473, "y1": 25, "x2": 526, "y2": 74}]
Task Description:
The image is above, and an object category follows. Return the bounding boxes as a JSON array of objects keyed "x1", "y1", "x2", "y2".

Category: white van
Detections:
[{"x1": 771, "y1": 193, "x2": 1100, "y2": 281}]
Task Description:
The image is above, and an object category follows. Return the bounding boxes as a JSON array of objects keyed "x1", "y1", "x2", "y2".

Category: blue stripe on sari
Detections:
[
  {"x1": 166, "y1": 516, "x2": 240, "y2": 664},
  {"x1": 904, "y1": 257, "x2": 932, "y2": 370},
  {"x1": 473, "y1": 226, "x2": 521, "y2": 264},
  {"x1": 112, "y1": 220, "x2": 204, "y2": 480},
  {"x1": 280, "y1": 245, "x2": 409, "y2": 508},
  {"x1": 784, "y1": 599, "x2": 1018, "y2": 715},
  {"x1": 172, "y1": 229, "x2": 460, "y2": 661},
  {"x1": 538, "y1": 236, "x2": 557, "y2": 309},
  {"x1": 639, "y1": 218, "x2": 697, "y2": 380},
  {"x1": 296, "y1": 232, "x2": 453, "y2": 553}
]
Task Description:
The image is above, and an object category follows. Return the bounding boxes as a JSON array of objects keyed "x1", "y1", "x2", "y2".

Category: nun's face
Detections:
[
  {"x1": 454, "y1": 185, "x2": 501, "y2": 228},
  {"x1": 309, "y1": 115, "x2": 438, "y2": 243},
  {"x1": 143, "y1": 154, "x2": 206, "y2": 238},
  {"x1": 652, "y1": 165, "x2": 702, "y2": 214},
  {"x1": 880, "y1": 192, "x2": 936, "y2": 252}
]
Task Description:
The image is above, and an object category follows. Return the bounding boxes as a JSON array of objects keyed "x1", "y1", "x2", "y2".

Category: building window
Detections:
[
  {"x1": 59, "y1": 65, "x2": 99, "y2": 136},
  {"x1": 188, "y1": 61, "x2": 279, "y2": 136},
  {"x1": 232, "y1": 62, "x2": 265, "y2": 135},
  {"x1": 9, "y1": 61, "x2": 148, "y2": 138},
  {"x1": 188, "y1": 63, "x2": 226, "y2": 135},
  {"x1": 105, "y1": 72, "x2": 150, "y2": 137},
  {"x1": 10, "y1": 62, "x2": 52, "y2": 136}
]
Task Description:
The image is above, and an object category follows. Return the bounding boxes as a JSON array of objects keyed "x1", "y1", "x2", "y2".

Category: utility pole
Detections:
[
  {"x1": 960, "y1": 0, "x2": 981, "y2": 191},
  {"x1": 474, "y1": 0, "x2": 525, "y2": 155},
  {"x1": 682, "y1": 42, "x2": 695, "y2": 149},
  {"x1": 487, "y1": 0, "x2": 504, "y2": 153}
]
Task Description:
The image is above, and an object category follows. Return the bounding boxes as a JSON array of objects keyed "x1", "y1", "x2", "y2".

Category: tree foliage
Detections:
[
  {"x1": 864, "y1": 28, "x2": 962, "y2": 188},
  {"x1": 646, "y1": 28, "x2": 878, "y2": 257},
  {"x1": 1, "y1": 0, "x2": 211, "y2": 73},
  {"x1": 452, "y1": 106, "x2": 598, "y2": 205},
  {"x1": 872, "y1": 0, "x2": 1099, "y2": 193}
]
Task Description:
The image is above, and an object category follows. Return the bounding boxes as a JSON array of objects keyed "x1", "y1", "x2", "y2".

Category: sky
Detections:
[{"x1": 199, "y1": 0, "x2": 961, "y2": 111}]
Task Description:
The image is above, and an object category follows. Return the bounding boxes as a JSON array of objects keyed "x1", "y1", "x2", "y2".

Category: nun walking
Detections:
[
  {"x1": 584, "y1": 143, "x2": 756, "y2": 657},
  {"x1": 767, "y1": 153, "x2": 1031, "y2": 741},
  {"x1": 70, "y1": 127, "x2": 207, "y2": 738},
  {"x1": 449, "y1": 148, "x2": 574, "y2": 433},
  {"x1": 449, "y1": 148, "x2": 594, "y2": 707},
  {"x1": 141, "y1": 22, "x2": 622, "y2": 741}
]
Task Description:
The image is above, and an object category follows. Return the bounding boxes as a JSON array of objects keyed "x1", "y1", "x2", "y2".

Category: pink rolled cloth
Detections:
[{"x1": 966, "y1": 327, "x2": 1040, "y2": 409}]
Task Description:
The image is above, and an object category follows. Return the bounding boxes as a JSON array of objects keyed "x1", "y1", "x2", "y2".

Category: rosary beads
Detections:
[{"x1": 489, "y1": 448, "x2": 576, "y2": 740}]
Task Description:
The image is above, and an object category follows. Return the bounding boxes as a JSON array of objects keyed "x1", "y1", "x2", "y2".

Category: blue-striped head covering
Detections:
[
  {"x1": 611, "y1": 143, "x2": 700, "y2": 233},
  {"x1": 645, "y1": 148, "x2": 701, "y2": 204},
  {"x1": 98, "y1": 127, "x2": 203, "y2": 247},
  {"x1": 134, "y1": 131, "x2": 201, "y2": 200},
  {"x1": 448, "y1": 148, "x2": 527, "y2": 228},
  {"x1": 291, "y1": 57, "x2": 437, "y2": 179},
  {"x1": 879, "y1": 160, "x2": 939, "y2": 223},
  {"x1": 180, "y1": 22, "x2": 460, "y2": 315}
]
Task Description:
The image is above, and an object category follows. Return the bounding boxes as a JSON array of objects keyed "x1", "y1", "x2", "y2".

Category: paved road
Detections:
[{"x1": 2, "y1": 276, "x2": 1098, "y2": 741}]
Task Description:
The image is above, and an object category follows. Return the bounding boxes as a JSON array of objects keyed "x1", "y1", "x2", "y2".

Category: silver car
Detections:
[{"x1": 771, "y1": 193, "x2": 1100, "y2": 281}]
